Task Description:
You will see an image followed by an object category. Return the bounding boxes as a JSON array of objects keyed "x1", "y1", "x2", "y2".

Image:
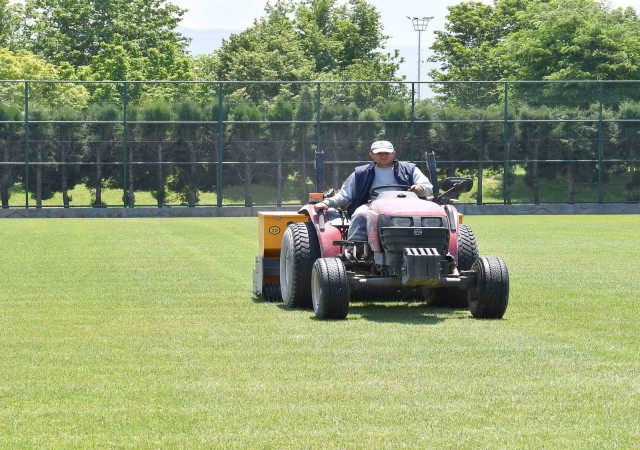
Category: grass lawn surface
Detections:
[{"x1": 0, "y1": 216, "x2": 638, "y2": 448}]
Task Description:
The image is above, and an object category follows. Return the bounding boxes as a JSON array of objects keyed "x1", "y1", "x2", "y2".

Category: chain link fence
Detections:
[{"x1": 1, "y1": 80, "x2": 639, "y2": 208}]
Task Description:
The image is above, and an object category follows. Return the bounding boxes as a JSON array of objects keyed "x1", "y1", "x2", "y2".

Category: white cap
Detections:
[{"x1": 370, "y1": 140, "x2": 394, "y2": 153}]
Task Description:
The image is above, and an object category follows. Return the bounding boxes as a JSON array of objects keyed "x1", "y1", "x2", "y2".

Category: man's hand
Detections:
[
  {"x1": 314, "y1": 201, "x2": 329, "y2": 213},
  {"x1": 409, "y1": 185, "x2": 425, "y2": 195}
]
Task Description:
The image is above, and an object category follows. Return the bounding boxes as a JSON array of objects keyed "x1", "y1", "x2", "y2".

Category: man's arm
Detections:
[
  {"x1": 314, "y1": 172, "x2": 356, "y2": 212},
  {"x1": 409, "y1": 166, "x2": 433, "y2": 198}
]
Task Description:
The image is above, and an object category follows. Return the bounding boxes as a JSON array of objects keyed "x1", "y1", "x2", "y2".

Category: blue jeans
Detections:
[{"x1": 347, "y1": 204, "x2": 369, "y2": 242}]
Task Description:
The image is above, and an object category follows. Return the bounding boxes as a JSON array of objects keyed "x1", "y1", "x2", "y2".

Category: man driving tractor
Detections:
[{"x1": 313, "y1": 140, "x2": 433, "y2": 242}]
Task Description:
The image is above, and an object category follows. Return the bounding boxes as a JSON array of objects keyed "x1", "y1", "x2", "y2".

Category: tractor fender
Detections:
[
  {"x1": 298, "y1": 205, "x2": 343, "y2": 258},
  {"x1": 445, "y1": 204, "x2": 462, "y2": 260}
]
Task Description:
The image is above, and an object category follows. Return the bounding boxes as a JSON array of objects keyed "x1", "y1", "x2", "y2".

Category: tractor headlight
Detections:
[
  {"x1": 421, "y1": 217, "x2": 443, "y2": 227},
  {"x1": 391, "y1": 217, "x2": 413, "y2": 227}
]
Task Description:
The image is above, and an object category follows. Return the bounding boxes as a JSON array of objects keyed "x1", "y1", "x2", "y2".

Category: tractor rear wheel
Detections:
[
  {"x1": 430, "y1": 224, "x2": 479, "y2": 308},
  {"x1": 457, "y1": 224, "x2": 479, "y2": 270},
  {"x1": 469, "y1": 256, "x2": 509, "y2": 319},
  {"x1": 311, "y1": 258, "x2": 350, "y2": 320},
  {"x1": 280, "y1": 222, "x2": 320, "y2": 308}
]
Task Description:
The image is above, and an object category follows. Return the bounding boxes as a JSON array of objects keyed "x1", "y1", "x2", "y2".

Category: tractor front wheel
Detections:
[
  {"x1": 469, "y1": 256, "x2": 509, "y2": 319},
  {"x1": 280, "y1": 222, "x2": 320, "y2": 309},
  {"x1": 311, "y1": 258, "x2": 350, "y2": 320}
]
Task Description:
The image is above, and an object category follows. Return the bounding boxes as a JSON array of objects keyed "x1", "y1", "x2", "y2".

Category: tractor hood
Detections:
[{"x1": 370, "y1": 191, "x2": 445, "y2": 217}]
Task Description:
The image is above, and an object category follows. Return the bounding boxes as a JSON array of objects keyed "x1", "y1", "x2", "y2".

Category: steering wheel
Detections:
[{"x1": 369, "y1": 184, "x2": 411, "y2": 198}]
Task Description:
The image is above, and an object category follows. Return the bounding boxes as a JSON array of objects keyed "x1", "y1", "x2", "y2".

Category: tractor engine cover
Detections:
[{"x1": 401, "y1": 248, "x2": 447, "y2": 285}]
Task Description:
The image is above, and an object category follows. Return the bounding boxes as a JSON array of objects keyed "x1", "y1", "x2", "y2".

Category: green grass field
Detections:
[{"x1": 0, "y1": 216, "x2": 638, "y2": 448}]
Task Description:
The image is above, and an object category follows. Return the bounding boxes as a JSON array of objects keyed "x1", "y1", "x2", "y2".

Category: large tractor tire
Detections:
[
  {"x1": 311, "y1": 258, "x2": 350, "y2": 320},
  {"x1": 456, "y1": 224, "x2": 479, "y2": 270},
  {"x1": 469, "y1": 256, "x2": 509, "y2": 319},
  {"x1": 280, "y1": 222, "x2": 320, "y2": 309},
  {"x1": 429, "y1": 224, "x2": 480, "y2": 308}
]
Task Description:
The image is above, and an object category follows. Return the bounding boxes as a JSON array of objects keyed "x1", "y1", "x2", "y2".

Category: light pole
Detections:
[{"x1": 407, "y1": 16, "x2": 433, "y2": 100}]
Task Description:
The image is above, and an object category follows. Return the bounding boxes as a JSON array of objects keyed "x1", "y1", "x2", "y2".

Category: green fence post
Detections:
[
  {"x1": 597, "y1": 82, "x2": 605, "y2": 203},
  {"x1": 315, "y1": 82, "x2": 323, "y2": 192},
  {"x1": 410, "y1": 83, "x2": 415, "y2": 163},
  {"x1": 24, "y1": 81, "x2": 29, "y2": 209},
  {"x1": 217, "y1": 83, "x2": 224, "y2": 208},
  {"x1": 122, "y1": 82, "x2": 128, "y2": 207},
  {"x1": 502, "y1": 82, "x2": 510, "y2": 204}
]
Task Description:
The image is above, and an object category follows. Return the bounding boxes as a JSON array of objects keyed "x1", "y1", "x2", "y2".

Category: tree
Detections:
[
  {"x1": 21, "y1": 0, "x2": 189, "y2": 68},
  {"x1": 381, "y1": 102, "x2": 409, "y2": 155},
  {"x1": 432, "y1": 105, "x2": 474, "y2": 178},
  {"x1": 227, "y1": 103, "x2": 266, "y2": 207},
  {"x1": 211, "y1": 1, "x2": 315, "y2": 102},
  {"x1": 50, "y1": 107, "x2": 85, "y2": 207},
  {"x1": 84, "y1": 38, "x2": 195, "y2": 104},
  {"x1": 0, "y1": 0, "x2": 22, "y2": 50},
  {"x1": 292, "y1": 86, "x2": 315, "y2": 200},
  {"x1": 139, "y1": 101, "x2": 175, "y2": 207},
  {"x1": 294, "y1": 0, "x2": 394, "y2": 72},
  {"x1": 430, "y1": 0, "x2": 640, "y2": 105},
  {"x1": 515, "y1": 106, "x2": 556, "y2": 204},
  {"x1": 413, "y1": 100, "x2": 435, "y2": 165},
  {"x1": 470, "y1": 106, "x2": 503, "y2": 204},
  {"x1": 85, "y1": 103, "x2": 120, "y2": 207},
  {"x1": 0, "y1": 49, "x2": 89, "y2": 109},
  {"x1": 204, "y1": 0, "x2": 403, "y2": 104},
  {"x1": 549, "y1": 107, "x2": 599, "y2": 203},
  {"x1": 15, "y1": 0, "x2": 194, "y2": 104},
  {"x1": 319, "y1": 102, "x2": 359, "y2": 188},
  {"x1": 26, "y1": 109, "x2": 56, "y2": 208},
  {"x1": 617, "y1": 102, "x2": 640, "y2": 173},
  {"x1": 0, "y1": 104, "x2": 22, "y2": 208},
  {"x1": 170, "y1": 101, "x2": 209, "y2": 207},
  {"x1": 267, "y1": 92, "x2": 295, "y2": 207},
  {"x1": 502, "y1": 1, "x2": 640, "y2": 82},
  {"x1": 429, "y1": 0, "x2": 522, "y2": 103}
]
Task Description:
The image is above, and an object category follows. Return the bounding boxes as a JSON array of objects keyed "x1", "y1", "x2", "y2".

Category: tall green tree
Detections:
[
  {"x1": 139, "y1": 101, "x2": 175, "y2": 207},
  {"x1": 170, "y1": 101, "x2": 209, "y2": 207},
  {"x1": 205, "y1": 0, "x2": 402, "y2": 104},
  {"x1": 227, "y1": 103, "x2": 266, "y2": 207},
  {"x1": 0, "y1": 104, "x2": 22, "y2": 208},
  {"x1": 430, "y1": 0, "x2": 640, "y2": 105},
  {"x1": 292, "y1": 87, "x2": 315, "y2": 201},
  {"x1": 27, "y1": 109, "x2": 56, "y2": 208},
  {"x1": 294, "y1": 0, "x2": 394, "y2": 72},
  {"x1": 429, "y1": 0, "x2": 526, "y2": 102},
  {"x1": 267, "y1": 92, "x2": 295, "y2": 207},
  {"x1": 0, "y1": 0, "x2": 22, "y2": 49},
  {"x1": 50, "y1": 107, "x2": 85, "y2": 207},
  {"x1": 502, "y1": 0, "x2": 640, "y2": 82},
  {"x1": 21, "y1": 0, "x2": 189, "y2": 68},
  {"x1": 617, "y1": 102, "x2": 640, "y2": 173},
  {"x1": 85, "y1": 103, "x2": 120, "y2": 207},
  {"x1": 0, "y1": 49, "x2": 89, "y2": 109},
  {"x1": 16, "y1": 0, "x2": 194, "y2": 102},
  {"x1": 319, "y1": 102, "x2": 359, "y2": 188},
  {"x1": 515, "y1": 106, "x2": 555, "y2": 204},
  {"x1": 212, "y1": 1, "x2": 315, "y2": 101}
]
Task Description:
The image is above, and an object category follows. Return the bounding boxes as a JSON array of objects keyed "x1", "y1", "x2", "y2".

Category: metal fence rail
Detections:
[{"x1": 1, "y1": 80, "x2": 639, "y2": 208}]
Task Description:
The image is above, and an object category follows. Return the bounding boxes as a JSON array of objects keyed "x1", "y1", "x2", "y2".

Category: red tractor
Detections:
[{"x1": 253, "y1": 157, "x2": 509, "y2": 320}]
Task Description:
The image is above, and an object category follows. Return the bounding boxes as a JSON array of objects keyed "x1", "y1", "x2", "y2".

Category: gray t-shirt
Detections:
[{"x1": 325, "y1": 163, "x2": 433, "y2": 208}]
